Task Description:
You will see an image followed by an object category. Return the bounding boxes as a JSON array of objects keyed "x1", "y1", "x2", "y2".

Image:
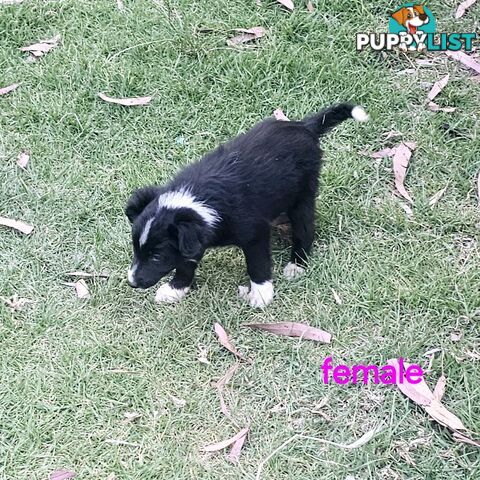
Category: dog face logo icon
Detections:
[{"x1": 391, "y1": 5, "x2": 430, "y2": 35}]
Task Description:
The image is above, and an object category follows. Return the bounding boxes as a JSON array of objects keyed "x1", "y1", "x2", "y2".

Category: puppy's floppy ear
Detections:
[
  {"x1": 125, "y1": 186, "x2": 160, "y2": 223},
  {"x1": 169, "y1": 210, "x2": 205, "y2": 258},
  {"x1": 391, "y1": 7, "x2": 407, "y2": 25},
  {"x1": 413, "y1": 4, "x2": 425, "y2": 15}
]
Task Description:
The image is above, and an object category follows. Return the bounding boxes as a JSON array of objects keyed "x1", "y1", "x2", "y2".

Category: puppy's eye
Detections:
[{"x1": 152, "y1": 253, "x2": 164, "y2": 261}]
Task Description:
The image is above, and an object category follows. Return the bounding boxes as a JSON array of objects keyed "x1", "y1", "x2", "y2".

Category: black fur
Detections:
[{"x1": 126, "y1": 103, "x2": 365, "y2": 298}]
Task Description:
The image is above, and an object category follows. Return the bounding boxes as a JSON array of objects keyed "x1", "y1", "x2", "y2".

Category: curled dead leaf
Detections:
[
  {"x1": 214, "y1": 322, "x2": 248, "y2": 361},
  {"x1": 455, "y1": 0, "x2": 477, "y2": 18},
  {"x1": 227, "y1": 431, "x2": 248, "y2": 463},
  {"x1": 277, "y1": 0, "x2": 294, "y2": 10},
  {"x1": 167, "y1": 392, "x2": 186, "y2": 407},
  {"x1": 201, "y1": 425, "x2": 249, "y2": 452},
  {"x1": 20, "y1": 35, "x2": 60, "y2": 58},
  {"x1": 0, "y1": 216, "x2": 34, "y2": 235},
  {"x1": 273, "y1": 108, "x2": 290, "y2": 121},
  {"x1": 245, "y1": 321, "x2": 331, "y2": 343},
  {"x1": 429, "y1": 186, "x2": 447, "y2": 207},
  {"x1": 64, "y1": 280, "x2": 90, "y2": 299},
  {"x1": 227, "y1": 27, "x2": 266, "y2": 46},
  {"x1": 427, "y1": 102, "x2": 456, "y2": 113},
  {"x1": 0, "y1": 83, "x2": 21, "y2": 96},
  {"x1": 98, "y1": 92, "x2": 153, "y2": 106},
  {"x1": 427, "y1": 74, "x2": 449, "y2": 102},
  {"x1": 433, "y1": 375, "x2": 446, "y2": 401},
  {"x1": 17, "y1": 151, "x2": 29, "y2": 169},
  {"x1": 213, "y1": 362, "x2": 240, "y2": 417},
  {"x1": 446, "y1": 51, "x2": 480, "y2": 75},
  {"x1": 306, "y1": 1, "x2": 314, "y2": 12},
  {"x1": 49, "y1": 470, "x2": 75, "y2": 480},
  {"x1": 392, "y1": 142, "x2": 415, "y2": 203}
]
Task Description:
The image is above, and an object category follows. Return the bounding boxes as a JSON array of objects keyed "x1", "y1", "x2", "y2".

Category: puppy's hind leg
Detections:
[
  {"x1": 155, "y1": 259, "x2": 197, "y2": 303},
  {"x1": 284, "y1": 195, "x2": 315, "y2": 280},
  {"x1": 239, "y1": 225, "x2": 274, "y2": 308}
]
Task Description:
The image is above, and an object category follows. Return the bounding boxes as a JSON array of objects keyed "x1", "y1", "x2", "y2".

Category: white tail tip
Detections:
[{"x1": 351, "y1": 106, "x2": 369, "y2": 122}]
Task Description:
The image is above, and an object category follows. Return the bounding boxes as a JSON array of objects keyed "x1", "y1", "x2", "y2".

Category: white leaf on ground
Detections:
[
  {"x1": 227, "y1": 27, "x2": 266, "y2": 46},
  {"x1": 227, "y1": 429, "x2": 248, "y2": 463},
  {"x1": 245, "y1": 321, "x2": 331, "y2": 343},
  {"x1": 369, "y1": 147, "x2": 395, "y2": 159},
  {"x1": 167, "y1": 393, "x2": 186, "y2": 407},
  {"x1": 306, "y1": 1, "x2": 314, "y2": 12},
  {"x1": 429, "y1": 186, "x2": 447, "y2": 207},
  {"x1": 331, "y1": 288, "x2": 342, "y2": 305},
  {"x1": 452, "y1": 431, "x2": 480, "y2": 446},
  {"x1": 387, "y1": 359, "x2": 433, "y2": 405},
  {"x1": 17, "y1": 151, "x2": 29, "y2": 169},
  {"x1": 20, "y1": 35, "x2": 61, "y2": 57},
  {"x1": 433, "y1": 375, "x2": 446, "y2": 402},
  {"x1": 392, "y1": 142, "x2": 415, "y2": 203},
  {"x1": 277, "y1": 0, "x2": 294, "y2": 10},
  {"x1": 273, "y1": 108, "x2": 290, "y2": 121},
  {"x1": 427, "y1": 74, "x2": 449, "y2": 102},
  {"x1": 455, "y1": 0, "x2": 477, "y2": 18},
  {"x1": 201, "y1": 425, "x2": 249, "y2": 452},
  {"x1": 0, "y1": 83, "x2": 21, "y2": 95},
  {"x1": 382, "y1": 130, "x2": 401, "y2": 140},
  {"x1": 75, "y1": 279, "x2": 90, "y2": 299},
  {"x1": 49, "y1": 471, "x2": 75, "y2": 480},
  {"x1": 123, "y1": 411, "x2": 142, "y2": 422},
  {"x1": 399, "y1": 202, "x2": 413, "y2": 217},
  {"x1": 0, "y1": 216, "x2": 34, "y2": 235},
  {"x1": 343, "y1": 426, "x2": 383, "y2": 449},
  {"x1": 116, "y1": 0, "x2": 124, "y2": 10},
  {"x1": 446, "y1": 51, "x2": 480, "y2": 74},
  {"x1": 98, "y1": 92, "x2": 152, "y2": 106},
  {"x1": 427, "y1": 102, "x2": 456, "y2": 113},
  {"x1": 214, "y1": 323, "x2": 247, "y2": 361},
  {"x1": 213, "y1": 362, "x2": 240, "y2": 417},
  {"x1": 2, "y1": 294, "x2": 33, "y2": 311},
  {"x1": 197, "y1": 345, "x2": 210, "y2": 364}
]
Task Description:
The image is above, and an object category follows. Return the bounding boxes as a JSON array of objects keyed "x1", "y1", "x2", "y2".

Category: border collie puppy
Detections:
[{"x1": 126, "y1": 103, "x2": 368, "y2": 307}]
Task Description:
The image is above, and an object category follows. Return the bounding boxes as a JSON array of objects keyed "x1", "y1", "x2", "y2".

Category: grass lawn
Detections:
[{"x1": 1, "y1": 0, "x2": 480, "y2": 478}]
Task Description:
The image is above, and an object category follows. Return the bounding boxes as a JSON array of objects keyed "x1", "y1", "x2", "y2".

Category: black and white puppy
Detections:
[{"x1": 126, "y1": 103, "x2": 368, "y2": 307}]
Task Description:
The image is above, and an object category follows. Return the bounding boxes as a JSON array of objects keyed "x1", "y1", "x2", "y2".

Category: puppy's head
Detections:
[
  {"x1": 391, "y1": 5, "x2": 429, "y2": 33},
  {"x1": 125, "y1": 187, "x2": 206, "y2": 289}
]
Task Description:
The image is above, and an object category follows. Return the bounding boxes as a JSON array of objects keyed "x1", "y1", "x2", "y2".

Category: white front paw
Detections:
[
  {"x1": 155, "y1": 284, "x2": 189, "y2": 303},
  {"x1": 238, "y1": 281, "x2": 274, "y2": 308},
  {"x1": 283, "y1": 262, "x2": 305, "y2": 280}
]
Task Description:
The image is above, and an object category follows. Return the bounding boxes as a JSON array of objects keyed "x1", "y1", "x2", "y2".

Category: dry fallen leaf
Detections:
[
  {"x1": 75, "y1": 279, "x2": 90, "y2": 299},
  {"x1": 306, "y1": 1, "x2": 314, "y2": 12},
  {"x1": 227, "y1": 27, "x2": 266, "y2": 46},
  {"x1": 214, "y1": 322, "x2": 247, "y2": 361},
  {"x1": 227, "y1": 429, "x2": 248, "y2": 463},
  {"x1": 201, "y1": 425, "x2": 249, "y2": 452},
  {"x1": 2, "y1": 294, "x2": 33, "y2": 311},
  {"x1": 433, "y1": 375, "x2": 446, "y2": 402},
  {"x1": 49, "y1": 470, "x2": 75, "y2": 480},
  {"x1": 20, "y1": 34, "x2": 61, "y2": 58},
  {"x1": 277, "y1": 0, "x2": 294, "y2": 10},
  {"x1": 97, "y1": 92, "x2": 152, "y2": 106},
  {"x1": 0, "y1": 216, "x2": 34, "y2": 235},
  {"x1": 331, "y1": 288, "x2": 342, "y2": 305},
  {"x1": 123, "y1": 411, "x2": 142, "y2": 423},
  {"x1": 392, "y1": 142, "x2": 415, "y2": 203},
  {"x1": 65, "y1": 270, "x2": 109, "y2": 279},
  {"x1": 245, "y1": 321, "x2": 331, "y2": 343},
  {"x1": 453, "y1": 431, "x2": 480, "y2": 446},
  {"x1": 16, "y1": 151, "x2": 29, "y2": 169},
  {"x1": 399, "y1": 202, "x2": 413, "y2": 217},
  {"x1": 0, "y1": 83, "x2": 21, "y2": 96},
  {"x1": 368, "y1": 147, "x2": 395, "y2": 159},
  {"x1": 197, "y1": 344, "x2": 210, "y2": 364},
  {"x1": 382, "y1": 130, "x2": 401, "y2": 140},
  {"x1": 213, "y1": 362, "x2": 240, "y2": 417},
  {"x1": 167, "y1": 393, "x2": 186, "y2": 408},
  {"x1": 427, "y1": 74, "x2": 449, "y2": 102},
  {"x1": 387, "y1": 359, "x2": 479, "y2": 447},
  {"x1": 455, "y1": 0, "x2": 477, "y2": 18},
  {"x1": 273, "y1": 108, "x2": 290, "y2": 121},
  {"x1": 446, "y1": 51, "x2": 480, "y2": 75},
  {"x1": 429, "y1": 186, "x2": 447, "y2": 207},
  {"x1": 427, "y1": 102, "x2": 456, "y2": 113}
]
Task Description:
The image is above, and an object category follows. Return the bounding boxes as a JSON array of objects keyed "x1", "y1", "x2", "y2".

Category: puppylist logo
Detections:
[{"x1": 357, "y1": 3, "x2": 476, "y2": 52}]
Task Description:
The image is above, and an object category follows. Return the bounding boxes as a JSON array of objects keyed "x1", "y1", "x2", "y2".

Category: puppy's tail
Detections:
[{"x1": 303, "y1": 103, "x2": 369, "y2": 137}]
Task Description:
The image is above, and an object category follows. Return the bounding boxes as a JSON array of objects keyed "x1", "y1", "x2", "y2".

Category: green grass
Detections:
[{"x1": 1, "y1": 0, "x2": 480, "y2": 478}]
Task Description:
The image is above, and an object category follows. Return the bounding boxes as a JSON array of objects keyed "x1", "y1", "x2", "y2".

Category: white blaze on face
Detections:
[
  {"x1": 139, "y1": 217, "x2": 155, "y2": 247},
  {"x1": 127, "y1": 263, "x2": 138, "y2": 285}
]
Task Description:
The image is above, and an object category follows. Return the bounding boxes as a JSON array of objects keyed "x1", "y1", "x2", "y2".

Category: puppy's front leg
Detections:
[
  {"x1": 239, "y1": 228, "x2": 273, "y2": 308},
  {"x1": 155, "y1": 259, "x2": 197, "y2": 303}
]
